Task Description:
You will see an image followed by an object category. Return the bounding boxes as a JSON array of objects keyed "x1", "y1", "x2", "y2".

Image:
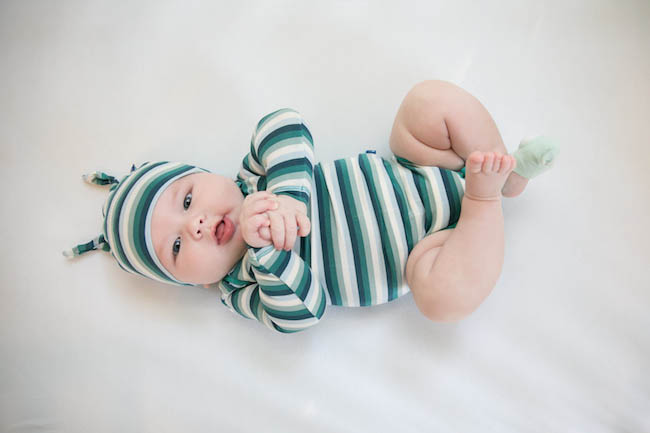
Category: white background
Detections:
[{"x1": 1, "y1": 1, "x2": 649, "y2": 432}]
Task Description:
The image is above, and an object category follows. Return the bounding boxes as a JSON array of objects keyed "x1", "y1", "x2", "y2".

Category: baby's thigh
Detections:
[{"x1": 405, "y1": 229, "x2": 454, "y2": 289}]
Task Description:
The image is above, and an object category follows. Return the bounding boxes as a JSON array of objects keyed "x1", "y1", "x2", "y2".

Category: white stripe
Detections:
[
  {"x1": 233, "y1": 285, "x2": 257, "y2": 320},
  {"x1": 321, "y1": 163, "x2": 360, "y2": 306},
  {"x1": 269, "y1": 178, "x2": 311, "y2": 191},
  {"x1": 262, "y1": 141, "x2": 314, "y2": 167},
  {"x1": 258, "y1": 290, "x2": 306, "y2": 309},
  {"x1": 103, "y1": 162, "x2": 156, "y2": 278},
  {"x1": 370, "y1": 156, "x2": 410, "y2": 300},
  {"x1": 120, "y1": 163, "x2": 184, "y2": 283},
  {"x1": 434, "y1": 168, "x2": 452, "y2": 232},
  {"x1": 310, "y1": 174, "x2": 331, "y2": 306},
  {"x1": 349, "y1": 159, "x2": 386, "y2": 305},
  {"x1": 420, "y1": 167, "x2": 447, "y2": 233},
  {"x1": 393, "y1": 159, "x2": 426, "y2": 242},
  {"x1": 302, "y1": 274, "x2": 324, "y2": 314},
  {"x1": 265, "y1": 315, "x2": 319, "y2": 332},
  {"x1": 254, "y1": 110, "x2": 305, "y2": 149},
  {"x1": 241, "y1": 155, "x2": 265, "y2": 177}
]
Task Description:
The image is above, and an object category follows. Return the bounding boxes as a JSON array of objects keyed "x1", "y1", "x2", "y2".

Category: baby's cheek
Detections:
[{"x1": 190, "y1": 245, "x2": 218, "y2": 281}]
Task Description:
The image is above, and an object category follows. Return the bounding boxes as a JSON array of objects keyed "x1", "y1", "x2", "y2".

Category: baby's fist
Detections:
[
  {"x1": 239, "y1": 191, "x2": 277, "y2": 248},
  {"x1": 259, "y1": 194, "x2": 311, "y2": 251}
]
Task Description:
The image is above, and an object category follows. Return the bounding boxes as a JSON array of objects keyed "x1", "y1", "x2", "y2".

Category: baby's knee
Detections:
[
  {"x1": 408, "y1": 79, "x2": 459, "y2": 101},
  {"x1": 419, "y1": 300, "x2": 474, "y2": 323},
  {"x1": 414, "y1": 282, "x2": 488, "y2": 323}
]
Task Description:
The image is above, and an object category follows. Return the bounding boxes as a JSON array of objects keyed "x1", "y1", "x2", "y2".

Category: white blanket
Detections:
[{"x1": 1, "y1": 0, "x2": 648, "y2": 431}]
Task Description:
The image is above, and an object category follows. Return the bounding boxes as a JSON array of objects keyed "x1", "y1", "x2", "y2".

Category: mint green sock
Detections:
[{"x1": 512, "y1": 136, "x2": 559, "y2": 179}]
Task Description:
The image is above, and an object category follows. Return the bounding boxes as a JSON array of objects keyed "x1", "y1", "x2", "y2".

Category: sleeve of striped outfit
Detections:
[
  {"x1": 254, "y1": 246, "x2": 326, "y2": 333},
  {"x1": 221, "y1": 108, "x2": 326, "y2": 333},
  {"x1": 236, "y1": 108, "x2": 314, "y2": 208},
  {"x1": 218, "y1": 250, "x2": 327, "y2": 333}
]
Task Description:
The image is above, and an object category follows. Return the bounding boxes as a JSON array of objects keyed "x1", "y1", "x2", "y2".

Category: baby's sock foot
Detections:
[
  {"x1": 512, "y1": 136, "x2": 559, "y2": 179},
  {"x1": 501, "y1": 170, "x2": 529, "y2": 198},
  {"x1": 501, "y1": 136, "x2": 559, "y2": 197},
  {"x1": 464, "y1": 151, "x2": 516, "y2": 201}
]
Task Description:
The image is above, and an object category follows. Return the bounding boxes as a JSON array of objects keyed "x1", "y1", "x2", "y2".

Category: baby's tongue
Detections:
[{"x1": 216, "y1": 220, "x2": 225, "y2": 243}]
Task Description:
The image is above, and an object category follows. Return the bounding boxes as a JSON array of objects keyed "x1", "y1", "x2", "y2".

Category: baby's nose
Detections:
[{"x1": 187, "y1": 214, "x2": 207, "y2": 239}]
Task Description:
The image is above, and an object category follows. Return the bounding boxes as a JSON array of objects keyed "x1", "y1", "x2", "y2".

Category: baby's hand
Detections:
[
  {"x1": 259, "y1": 194, "x2": 311, "y2": 251},
  {"x1": 239, "y1": 191, "x2": 278, "y2": 248}
]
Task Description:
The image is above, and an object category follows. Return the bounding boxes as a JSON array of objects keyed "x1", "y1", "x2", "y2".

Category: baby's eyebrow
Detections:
[{"x1": 172, "y1": 182, "x2": 183, "y2": 208}]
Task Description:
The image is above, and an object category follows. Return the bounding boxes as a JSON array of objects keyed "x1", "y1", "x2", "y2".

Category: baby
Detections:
[{"x1": 65, "y1": 80, "x2": 558, "y2": 333}]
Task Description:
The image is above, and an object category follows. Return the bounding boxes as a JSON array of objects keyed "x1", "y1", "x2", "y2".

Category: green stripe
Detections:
[
  {"x1": 258, "y1": 124, "x2": 311, "y2": 161},
  {"x1": 359, "y1": 155, "x2": 400, "y2": 301},
  {"x1": 335, "y1": 159, "x2": 372, "y2": 306},
  {"x1": 382, "y1": 159, "x2": 416, "y2": 252},
  {"x1": 411, "y1": 170, "x2": 433, "y2": 234},
  {"x1": 293, "y1": 266, "x2": 312, "y2": 302},
  {"x1": 314, "y1": 164, "x2": 342, "y2": 305},
  {"x1": 440, "y1": 168, "x2": 462, "y2": 227},
  {"x1": 264, "y1": 306, "x2": 315, "y2": 321},
  {"x1": 132, "y1": 165, "x2": 194, "y2": 282},
  {"x1": 250, "y1": 288, "x2": 261, "y2": 320},
  {"x1": 256, "y1": 248, "x2": 291, "y2": 276},
  {"x1": 108, "y1": 161, "x2": 167, "y2": 275},
  {"x1": 268, "y1": 158, "x2": 313, "y2": 179}
]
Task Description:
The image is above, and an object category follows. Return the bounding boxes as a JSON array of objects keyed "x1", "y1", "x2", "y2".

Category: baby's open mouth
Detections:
[{"x1": 215, "y1": 216, "x2": 234, "y2": 245}]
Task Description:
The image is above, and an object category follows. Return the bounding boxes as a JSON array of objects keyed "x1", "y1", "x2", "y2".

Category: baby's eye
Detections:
[
  {"x1": 173, "y1": 237, "x2": 181, "y2": 256},
  {"x1": 183, "y1": 193, "x2": 192, "y2": 210}
]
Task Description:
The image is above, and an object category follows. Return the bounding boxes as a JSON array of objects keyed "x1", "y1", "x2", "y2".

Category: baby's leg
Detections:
[
  {"x1": 389, "y1": 80, "x2": 528, "y2": 197},
  {"x1": 405, "y1": 151, "x2": 515, "y2": 321}
]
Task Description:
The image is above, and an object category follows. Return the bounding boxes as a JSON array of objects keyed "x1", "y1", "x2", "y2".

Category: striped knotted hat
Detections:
[{"x1": 64, "y1": 161, "x2": 208, "y2": 285}]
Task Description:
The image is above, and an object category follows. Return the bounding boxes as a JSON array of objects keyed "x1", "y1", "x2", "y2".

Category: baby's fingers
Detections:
[
  {"x1": 259, "y1": 226, "x2": 271, "y2": 241},
  {"x1": 249, "y1": 197, "x2": 278, "y2": 216},
  {"x1": 283, "y1": 215, "x2": 297, "y2": 251},
  {"x1": 296, "y1": 213, "x2": 311, "y2": 237},
  {"x1": 267, "y1": 212, "x2": 285, "y2": 250},
  {"x1": 249, "y1": 213, "x2": 270, "y2": 230}
]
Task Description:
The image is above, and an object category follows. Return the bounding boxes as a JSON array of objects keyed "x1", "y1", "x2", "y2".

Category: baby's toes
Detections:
[
  {"x1": 499, "y1": 155, "x2": 514, "y2": 173},
  {"x1": 467, "y1": 151, "x2": 485, "y2": 173},
  {"x1": 492, "y1": 154, "x2": 503, "y2": 173},
  {"x1": 497, "y1": 156, "x2": 510, "y2": 173},
  {"x1": 482, "y1": 152, "x2": 495, "y2": 173}
]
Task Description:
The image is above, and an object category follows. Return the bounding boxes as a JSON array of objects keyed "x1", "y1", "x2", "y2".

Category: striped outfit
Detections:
[{"x1": 218, "y1": 108, "x2": 465, "y2": 333}]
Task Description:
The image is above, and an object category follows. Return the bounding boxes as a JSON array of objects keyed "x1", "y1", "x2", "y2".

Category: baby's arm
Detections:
[
  {"x1": 237, "y1": 108, "x2": 314, "y2": 210},
  {"x1": 219, "y1": 109, "x2": 322, "y2": 332},
  {"x1": 219, "y1": 247, "x2": 327, "y2": 333},
  {"x1": 237, "y1": 108, "x2": 315, "y2": 250}
]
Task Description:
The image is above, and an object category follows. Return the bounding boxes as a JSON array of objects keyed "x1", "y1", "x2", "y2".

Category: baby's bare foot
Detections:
[{"x1": 464, "y1": 151, "x2": 516, "y2": 201}]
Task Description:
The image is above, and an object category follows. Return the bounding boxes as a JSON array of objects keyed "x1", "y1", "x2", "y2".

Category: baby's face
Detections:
[{"x1": 151, "y1": 172, "x2": 246, "y2": 285}]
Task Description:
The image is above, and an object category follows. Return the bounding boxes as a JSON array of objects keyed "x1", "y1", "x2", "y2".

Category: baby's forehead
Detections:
[
  {"x1": 156, "y1": 176, "x2": 188, "y2": 208},
  {"x1": 163, "y1": 171, "x2": 201, "y2": 193}
]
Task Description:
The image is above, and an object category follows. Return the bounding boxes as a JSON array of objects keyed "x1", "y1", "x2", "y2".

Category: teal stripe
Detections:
[
  {"x1": 335, "y1": 159, "x2": 372, "y2": 306},
  {"x1": 258, "y1": 124, "x2": 311, "y2": 162},
  {"x1": 107, "y1": 161, "x2": 167, "y2": 275},
  {"x1": 358, "y1": 155, "x2": 400, "y2": 301},
  {"x1": 132, "y1": 165, "x2": 194, "y2": 282},
  {"x1": 411, "y1": 170, "x2": 433, "y2": 234},
  {"x1": 314, "y1": 164, "x2": 342, "y2": 305},
  {"x1": 440, "y1": 168, "x2": 462, "y2": 227},
  {"x1": 255, "y1": 248, "x2": 291, "y2": 276},
  {"x1": 250, "y1": 288, "x2": 261, "y2": 319},
  {"x1": 293, "y1": 266, "x2": 312, "y2": 302},
  {"x1": 382, "y1": 159, "x2": 416, "y2": 252}
]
